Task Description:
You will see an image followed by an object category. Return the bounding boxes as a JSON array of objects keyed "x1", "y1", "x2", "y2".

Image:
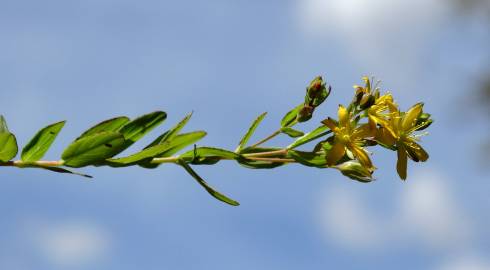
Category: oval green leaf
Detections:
[
  {"x1": 21, "y1": 121, "x2": 66, "y2": 162},
  {"x1": 76, "y1": 116, "x2": 130, "y2": 141},
  {"x1": 118, "y1": 111, "x2": 167, "y2": 148},
  {"x1": 62, "y1": 132, "x2": 126, "y2": 167},
  {"x1": 0, "y1": 133, "x2": 18, "y2": 162}
]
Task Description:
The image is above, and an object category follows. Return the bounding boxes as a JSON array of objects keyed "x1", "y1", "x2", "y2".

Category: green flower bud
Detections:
[
  {"x1": 306, "y1": 76, "x2": 331, "y2": 107},
  {"x1": 335, "y1": 161, "x2": 374, "y2": 183}
]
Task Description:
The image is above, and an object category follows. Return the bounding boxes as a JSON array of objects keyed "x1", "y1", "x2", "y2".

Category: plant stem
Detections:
[
  {"x1": 249, "y1": 129, "x2": 282, "y2": 148},
  {"x1": 150, "y1": 156, "x2": 180, "y2": 164},
  {"x1": 244, "y1": 157, "x2": 295, "y2": 163},
  {"x1": 0, "y1": 160, "x2": 64, "y2": 168},
  {"x1": 242, "y1": 149, "x2": 288, "y2": 158}
]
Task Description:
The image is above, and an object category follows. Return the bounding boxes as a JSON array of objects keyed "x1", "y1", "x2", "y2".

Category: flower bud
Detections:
[
  {"x1": 335, "y1": 161, "x2": 374, "y2": 183},
  {"x1": 359, "y1": 94, "x2": 375, "y2": 109},
  {"x1": 296, "y1": 105, "x2": 314, "y2": 122},
  {"x1": 307, "y1": 76, "x2": 324, "y2": 98},
  {"x1": 306, "y1": 76, "x2": 331, "y2": 107}
]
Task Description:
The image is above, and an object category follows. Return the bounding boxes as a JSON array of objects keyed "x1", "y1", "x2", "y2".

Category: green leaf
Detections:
[
  {"x1": 235, "y1": 112, "x2": 267, "y2": 152},
  {"x1": 237, "y1": 147, "x2": 286, "y2": 169},
  {"x1": 76, "y1": 116, "x2": 130, "y2": 141},
  {"x1": 144, "y1": 112, "x2": 193, "y2": 149},
  {"x1": 280, "y1": 104, "x2": 302, "y2": 127},
  {"x1": 287, "y1": 125, "x2": 331, "y2": 149},
  {"x1": 0, "y1": 116, "x2": 18, "y2": 162},
  {"x1": 180, "y1": 147, "x2": 238, "y2": 165},
  {"x1": 0, "y1": 133, "x2": 18, "y2": 162},
  {"x1": 21, "y1": 121, "x2": 65, "y2": 162},
  {"x1": 139, "y1": 131, "x2": 207, "y2": 168},
  {"x1": 118, "y1": 111, "x2": 167, "y2": 148},
  {"x1": 288, "y1": 150, "x2": 327, "y2": 167},
  {"x1": 281, "y1": 127, "x2": 304, "y2": 138},
  {"x1": 107, "y1": 142, "x2": 184, "y2": 166},
  {"x1": 62, "y1": 132, "x2": 126, "y2": 167},
  {"x1": 41, "y1": 167, "x2": 93, "y2": 179},
  {"x1": 0, "y1": 115, "x2": 9, "y2": 133},
  {"x1": 178, "y1": 159, "x2": 239, "y2": 206}
]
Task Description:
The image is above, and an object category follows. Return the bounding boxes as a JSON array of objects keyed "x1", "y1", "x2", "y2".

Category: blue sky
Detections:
[{"x1": 1, "y1": 0, "x2": 489, "y2": 269}]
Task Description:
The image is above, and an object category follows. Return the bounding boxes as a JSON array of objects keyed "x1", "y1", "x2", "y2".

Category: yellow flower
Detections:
[
  {"x1": 322, "y1": 105, "x2": 375, "y2": 169},
  {"x1": 376, "y1": 103, "x2": 429, "y2": 180},
  {"x1": 367, "y1": 93, "x2": 398, "y2": 131}
]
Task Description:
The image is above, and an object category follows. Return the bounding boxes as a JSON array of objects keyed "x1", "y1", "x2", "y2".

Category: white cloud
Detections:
[
  {"x1": 399, "y1": 170, "x2": 473, "y2": 250},
  {"x1": 319, "y1": 187, "x2": 389, "y2": 250},
  {"x1": 298, "y1": 0, "x2": 448, "y2": 37},
  {"x1": 32, "y1": 220, "x2": 112, "y2": 267},
  {"x1": 296, "y1": 0, "x2": 451, "y2": 84},
  {"x1": 317, "y1": 168, "x2": 473, "y2": 252}
]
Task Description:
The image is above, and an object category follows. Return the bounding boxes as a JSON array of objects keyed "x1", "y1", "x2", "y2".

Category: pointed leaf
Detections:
[
  {"x1": 0, "y1": 115, "x2": 9, "y2": 133},
  {"x1": 0, "y1": 133, "x2": 18, "y2": 162},
  {"x1": 280, "y1": 104, "x2": 302, "y2": 127},
  {"x1": 139, "y1": 131, "x2": 207, "y2": 168},
  {"x1": 76, "y1": 116, "x2": 130, "y2": 141},
  {"x1": 287, "y1": 125, "x2": 331, "y2": 149},
  {"x1": 281, "y1": 127, "x2": 304, "y2": 138},
  {"x1": 288, "y1": 150, "x2": 327, "y2": 167},
  {"x1": 235, "y1": 112, "x2": 267, "y2": 152},
  {"x1": 237, "y1": 147, "x2": 286, "y2": 169},
  {"x1": 62, "y1": 132, "x2": 126, "y2": 167},
  {"x1": 144, "y1": 112, "x2": 192, "y2": 149},
  {"x1": 21, "y1": 121, "x2": 65, "y2": 162},
  {"x1": 107, "y1": 142, "x2": 184, "y2": 166},
  {"x1": 41, "y1": 167, "x2": 93, "y2": 178},
  {"x1": 118, "y1": 111, "x2": 167, "y2": 148},
  {"x1": 178, "y1": 159, "x2": 239, "y2": 206},
  {"x1": 180, "y1": 147, "x2": 238, "y2": 164},
  {"x1": 0, "y1": 116, "x2": 18, "y2": 162}
]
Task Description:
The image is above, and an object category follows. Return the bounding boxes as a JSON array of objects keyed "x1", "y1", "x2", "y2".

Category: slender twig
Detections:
[
  {"x1": 241, "y1": 149, "x2": 288, "y2": 158},
  {"x1": 249, "y1": 129, "x2": 282, "y2": 148},
  {"x1": 244, "y1": 157, "x2": 295, "y2": 163}
]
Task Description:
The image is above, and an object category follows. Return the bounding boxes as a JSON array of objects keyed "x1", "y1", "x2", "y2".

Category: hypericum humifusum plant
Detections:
[{"x1": 0, "y1": 76, "x2": 433, "y2": 206}]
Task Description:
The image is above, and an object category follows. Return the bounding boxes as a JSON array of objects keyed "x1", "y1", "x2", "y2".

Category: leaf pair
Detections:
[
  {"x1": 1, "y1": 116, "x2": 63, "y2": 163},
  {"x1": 61, "y1": 111, "x2": 166, "y2": 167}
]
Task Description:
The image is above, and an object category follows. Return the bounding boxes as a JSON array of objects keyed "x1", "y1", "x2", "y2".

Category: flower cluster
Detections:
[{"x1": 322, "y1": 77, "x2": 432, "y2": 180}]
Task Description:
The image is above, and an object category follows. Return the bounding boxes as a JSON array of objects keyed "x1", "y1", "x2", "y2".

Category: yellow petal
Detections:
[
  {"x1": 396, "y1": 146, "x2": 408, "y2": 180},
  {"x1": 321, "y1": 118, "x2": 339, "y2": 133},
  {"x1": 402, "y1": 103, "x2": 423, "y2": 131},
  {"x1": 338, "y1": 105, "x2": 349, "y2": 128},
  {"x1": 406, "y1": 140, "x2": 429, "y2": 162},
  {"x1": 349, "y1": 144, "x2": 373, "y2": 169},
  {"x1": 376, "y1": 127, "x2": 396, "y2": 146},
  {"x1": 352, "y1": 124, "x2": 374, "y2": 140},
  {"x1": 326, "y1": 142, "x2": 346, "y2": 166}
]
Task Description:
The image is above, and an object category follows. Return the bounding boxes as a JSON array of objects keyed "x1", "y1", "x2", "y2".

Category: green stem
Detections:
[
  {"x1": 0, "y1": 160, "x2": 64, "y2": 168},
  {"x1": 249, "y1": 129, "x2": 282, "y2": 148},
  {"x1": 242, "y1": 149, "x2": 288, "y2": 158},
  {"x1": 244, "y1": 157, "x2": 295, "y2": 163}
]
